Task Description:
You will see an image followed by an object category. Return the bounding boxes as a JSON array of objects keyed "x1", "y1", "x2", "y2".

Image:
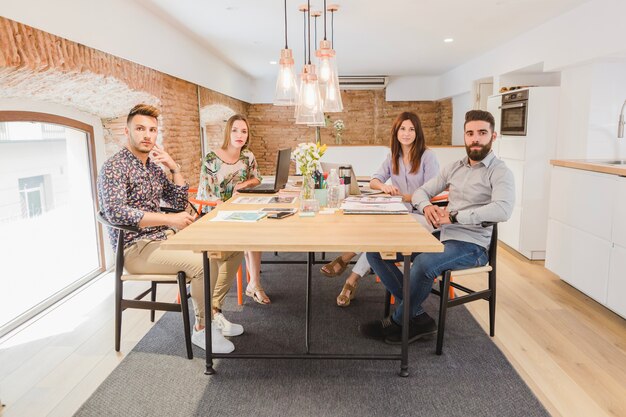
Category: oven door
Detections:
[{"x1": 500, "y1": 101, "x2": 528, "y2": 136}]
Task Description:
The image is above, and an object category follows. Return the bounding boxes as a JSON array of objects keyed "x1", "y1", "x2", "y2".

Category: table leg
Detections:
[
  {"x1": 399, "y1": 254, "x2": 411, "y2": 377},
  {"x1": 203, "y1": 251, "x2": 215, "y2": 375},
  {"x1": 306, "y1": 251, "x2": 313, "y2": 353}
]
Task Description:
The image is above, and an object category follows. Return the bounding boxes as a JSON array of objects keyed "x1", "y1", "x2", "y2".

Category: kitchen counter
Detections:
[{"x1": 550, "y1": 159, "x2": 626, "y2": 176}]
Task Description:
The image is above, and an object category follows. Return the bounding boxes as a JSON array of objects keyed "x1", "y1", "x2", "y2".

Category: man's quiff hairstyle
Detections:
[
  {"x1": 127, "y1": 104, "x2": 160, "y2": 125},
  {"x1": 464, "y1": 110, "x2": 495, "y2": 132}
]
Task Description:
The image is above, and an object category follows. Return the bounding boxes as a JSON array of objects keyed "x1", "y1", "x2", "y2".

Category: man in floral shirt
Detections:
[{"x1": 97, "y1": 104, "x2": 242, "y2": 354}]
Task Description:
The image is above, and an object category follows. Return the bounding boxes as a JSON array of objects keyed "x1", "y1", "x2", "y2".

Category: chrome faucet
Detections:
[{"x1": 617, "y1": 100, "x2": 626, "y2": 138}]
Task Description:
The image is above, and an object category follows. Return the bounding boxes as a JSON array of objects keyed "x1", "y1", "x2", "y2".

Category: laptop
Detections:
[
  {"x1": 320, "y1": 162, "x2": 382, "y2": 196},
  {"x1": 238, "y1": 148, "x2": 292, "y2": 194}
]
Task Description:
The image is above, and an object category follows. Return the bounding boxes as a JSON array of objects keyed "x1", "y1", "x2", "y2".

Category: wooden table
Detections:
[{"x1": 162, "y1": 196, "x2": 443, "y2": 376}]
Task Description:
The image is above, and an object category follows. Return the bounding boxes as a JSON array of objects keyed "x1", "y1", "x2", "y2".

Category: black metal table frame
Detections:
[{"x1": 202, "y1": 251, "x2": 413, "y2": 377}]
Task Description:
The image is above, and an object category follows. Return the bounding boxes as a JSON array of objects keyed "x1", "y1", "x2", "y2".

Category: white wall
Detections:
[
  {"x1": 0, "y1": 0, "x2": 254, "y2": 102},
  {"x1": 556, "y1": 62, "x2": 626, "y2": 160},
  {"x1": 555, "y1": 65, "x2": 593, "y2": 159},
  {"x1": 451, "y1": 92, "x2": 472, "y2": 145},
  {"x1": 440, "y1": 0, "x2": 626, "y2": 99},
  {"x1": 385, "y1": 76, "x2": 441, "y2": 101},
  {"x1": 587, "y1": 62, "x2": 626, "y2": 159}
]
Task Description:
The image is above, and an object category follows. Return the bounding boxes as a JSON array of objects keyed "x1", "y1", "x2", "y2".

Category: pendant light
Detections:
[
  {"x1": 307, "y1": 8, "x2": 327, "y2": 127},
  {"x1": 316, "y1": 2, "x2": 343, "y2": 112},
  {"x1": 273, "y1": 0, "x2": 298, "y2": 106},
  {"x1": 295, "y1": 0, "x2": 324, "y2": 125}
]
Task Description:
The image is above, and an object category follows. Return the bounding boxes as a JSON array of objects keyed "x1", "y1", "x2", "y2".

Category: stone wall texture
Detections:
[{"x1": 0, "y1": 16, "x2": 452, "y2": 182}]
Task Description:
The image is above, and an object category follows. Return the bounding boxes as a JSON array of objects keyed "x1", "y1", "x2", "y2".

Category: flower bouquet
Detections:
[
  {"x1": 292, "y1": 142, "x2": 327, "y2": 212},
  {"x1": 333, "y1": 119, "x2": 345, "y2": 144}
]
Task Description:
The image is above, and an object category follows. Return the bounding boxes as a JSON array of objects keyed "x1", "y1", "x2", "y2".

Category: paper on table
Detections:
[
  {"x1": 232, "y1": 196, "x2": 296, "y2": 204},
  {"x1": 340, "y1": 201, "x2": 409, "y2": 214},
  {"x1": 210, "y1": 210, "x2": 268, "y2": 222},
  {"x1": 344, "y1": 195, "x2": 403, "y2": 204}
]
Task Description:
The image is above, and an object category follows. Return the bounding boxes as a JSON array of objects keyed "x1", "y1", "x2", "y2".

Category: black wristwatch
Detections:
[{"x1": 449, "y1": 210, "x2": 458, "y2": 224}]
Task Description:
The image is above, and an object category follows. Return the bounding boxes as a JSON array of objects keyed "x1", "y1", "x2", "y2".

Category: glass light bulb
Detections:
[
  {"x1": 303, "y1": 83, "x2": 316, "y2": 108},
  {"x1": 319, "y1": 58, "x2": 332, "y2": 83},
  {"x1": 280, "y1": 66, "x2": 294, "y2": 89}
]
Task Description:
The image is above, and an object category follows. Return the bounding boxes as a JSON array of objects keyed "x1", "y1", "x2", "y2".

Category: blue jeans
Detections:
[{"x1": 366, "y1": 240, "x2": 488, "y2": 324}]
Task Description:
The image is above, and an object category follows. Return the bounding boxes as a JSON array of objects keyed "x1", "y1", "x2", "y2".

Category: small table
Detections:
[{"x1": 162, "y1": 197, "x2": 443, "y2": 376}]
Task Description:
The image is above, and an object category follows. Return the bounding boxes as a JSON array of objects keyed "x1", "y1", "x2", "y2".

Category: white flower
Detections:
[{"x1": 291, "y1": 141, "x2": 327, "y2": 175}]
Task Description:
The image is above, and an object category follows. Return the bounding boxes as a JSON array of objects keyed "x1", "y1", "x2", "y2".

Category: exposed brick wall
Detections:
[
  {"x1": 0, "y1": 16, "x2": 452, "y2": 181},
  {"x1": 247, "y1": 90, "x2": 452, "y2": 174},
  {"x1": 0, "y1": 16, "x2": 201, "y2": 183}
]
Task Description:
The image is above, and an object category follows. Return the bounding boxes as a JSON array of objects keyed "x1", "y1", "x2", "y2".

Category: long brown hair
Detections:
[
  {"x1": 390, "y1": 112, "x2": 426, "y2": 175},
  {"x1": 222, "y1": 114, "x2": 251, "y2": 149}
]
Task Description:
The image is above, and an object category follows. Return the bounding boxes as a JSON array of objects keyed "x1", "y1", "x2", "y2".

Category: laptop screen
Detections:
[{"x1": 274, "y1": 148, "x2": 292, "y2": 190}]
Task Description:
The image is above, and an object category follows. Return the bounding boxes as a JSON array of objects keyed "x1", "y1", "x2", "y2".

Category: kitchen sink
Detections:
[{"x1": 593, "y1": 160, "x2": 626, "y2": 165}]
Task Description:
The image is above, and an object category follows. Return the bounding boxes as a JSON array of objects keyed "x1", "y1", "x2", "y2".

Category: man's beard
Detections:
[{"x1": 465, "y1": 139, "x2": 493, "y2": 161}]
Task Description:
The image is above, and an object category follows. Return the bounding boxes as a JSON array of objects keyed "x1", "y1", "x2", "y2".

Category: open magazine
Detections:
[
  {"x1": 210, "y1": 210, "x2": 268, "y2": 222},
  {"x1": 343, "y1": 195, "x2": 403, "y2": 204},
  {"x1": 340, "y1": 201, "x2": 409, "y2": 214}
]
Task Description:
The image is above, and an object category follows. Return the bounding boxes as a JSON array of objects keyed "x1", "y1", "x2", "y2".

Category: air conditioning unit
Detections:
[{"x1": 338, "y1": 76, "x2": 388, "y2": 90}]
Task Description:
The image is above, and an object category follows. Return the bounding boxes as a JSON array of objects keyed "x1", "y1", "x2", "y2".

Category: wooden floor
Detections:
[{"x1": 0, "y1": 246, "x2": 625, "y2": 417}]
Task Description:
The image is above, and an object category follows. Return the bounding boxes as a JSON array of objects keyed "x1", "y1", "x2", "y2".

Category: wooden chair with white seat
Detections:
[
  {"x1": 431, "y1": 222, "x2": 498, "y2": 355},
  {"x1": 96, "y1": 211, "x2": 193, "y2": 359}
]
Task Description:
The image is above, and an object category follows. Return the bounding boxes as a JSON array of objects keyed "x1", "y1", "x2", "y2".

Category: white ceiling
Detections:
[{"x1": 143, "y1": 0, "x2": 589, "y2": 80}]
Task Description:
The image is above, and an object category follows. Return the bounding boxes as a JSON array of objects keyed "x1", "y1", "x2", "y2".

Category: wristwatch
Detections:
[
  {"x1": 449, "y1": 210, "x2": 458, "y2": 224},
  {"x1": 170, "y1": 163, "x2": 181, "y2": 174}
]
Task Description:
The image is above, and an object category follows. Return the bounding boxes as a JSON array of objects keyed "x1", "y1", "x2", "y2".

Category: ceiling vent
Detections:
[{"x1": 338, "y1": 76, "x2": 388, "y2": 90}]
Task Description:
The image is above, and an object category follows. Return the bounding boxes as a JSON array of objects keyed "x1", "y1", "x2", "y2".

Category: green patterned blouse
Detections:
[{"x1": 196, "y1": 149, "x2": 262, "y2": 208}]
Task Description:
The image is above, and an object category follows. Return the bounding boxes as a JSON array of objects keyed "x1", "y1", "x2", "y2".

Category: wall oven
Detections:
[{"x1": 500, "y1": 89, "x2": 528, "y2": 136}]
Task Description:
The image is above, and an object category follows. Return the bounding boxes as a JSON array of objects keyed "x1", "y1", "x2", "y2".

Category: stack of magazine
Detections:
[{"x1": 340, "y1": 196, "x2": 409, "y2": 215}]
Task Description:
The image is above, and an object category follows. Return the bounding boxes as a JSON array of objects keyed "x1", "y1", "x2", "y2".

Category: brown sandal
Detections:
[
  {"x1": 336, "y1": 282, "x2": 357, "y2": 307},
  {"x1": 320, "y1": 256, "x2": 348, "y2": 277},
  {"x1": 245, "y1": 285, "x2": 271, "y2": 305}
]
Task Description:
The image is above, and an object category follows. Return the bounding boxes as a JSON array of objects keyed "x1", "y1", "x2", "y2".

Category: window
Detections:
[
  {"x1": 0, "y1": 112, "x2": 104, "y2": 336},
  {"x1": 19, "y1": 175, "x2": 48, "y2": 218}
]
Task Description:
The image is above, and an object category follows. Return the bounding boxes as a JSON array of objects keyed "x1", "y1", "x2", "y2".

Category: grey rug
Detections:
[{"x1": 75, "y1": 253, "x2": 548, "y2": 417}]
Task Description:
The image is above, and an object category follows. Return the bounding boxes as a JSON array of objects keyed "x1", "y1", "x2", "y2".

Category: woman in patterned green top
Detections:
[{"x1": 197, "y1": 114, "x2": 271, "y2": 305}]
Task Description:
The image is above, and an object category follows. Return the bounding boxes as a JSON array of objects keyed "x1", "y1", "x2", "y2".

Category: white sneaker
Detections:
[
  {"x1": 213, "y1": 312, "x2": 244, "y2": 336},
  {"x1": 191, "y1": 324, "x2": 235, "y2": 354}
]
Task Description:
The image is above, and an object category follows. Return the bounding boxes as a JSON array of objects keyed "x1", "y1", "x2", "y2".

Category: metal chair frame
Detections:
[{"x1": 97, "y1": 212, "x2": 193, "y2": 359}]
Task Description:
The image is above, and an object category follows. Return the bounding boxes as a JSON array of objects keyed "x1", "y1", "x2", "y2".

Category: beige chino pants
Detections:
[{"x1": 124, "y1": 233, "x2": 243, "y2": 327}]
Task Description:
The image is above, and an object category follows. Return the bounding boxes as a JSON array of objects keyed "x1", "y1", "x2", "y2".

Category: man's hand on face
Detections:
[
  {"x1": 167, "y1": 211, "x2": 195, "y2": 230},
  {"x1": 150, "y1": 144, "x2": 177, "y2": 171}
]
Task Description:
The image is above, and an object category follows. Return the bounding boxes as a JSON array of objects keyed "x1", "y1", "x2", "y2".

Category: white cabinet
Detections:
[
  {"x1": 608, "y1": 244, "x2": 626, "y2": 318},
  {"x1": 607, "y1": 177, "x2": 626, "y2": 317},
  {"x1": 546, "y1": 167, "x2": 625, "y2": 318},
  {"x1": 497, "y1": 87, "x2": 560, "y2": 260},
  {"x1": 546, "y1": 219, "x2": 611, "y2": 304}
]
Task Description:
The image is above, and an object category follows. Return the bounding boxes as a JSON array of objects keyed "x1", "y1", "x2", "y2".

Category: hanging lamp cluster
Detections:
[{"x1": 273, "y1": 0, "x2": 343, "y2": 124}]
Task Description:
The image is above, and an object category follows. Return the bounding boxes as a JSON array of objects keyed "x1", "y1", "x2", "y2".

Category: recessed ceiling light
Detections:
[
  {"x1": 269, "y1": 61, "x2": 278, "y2": 65},
  {"x1": 444, "y1": 38, "x2": 454, "y2": 43}
]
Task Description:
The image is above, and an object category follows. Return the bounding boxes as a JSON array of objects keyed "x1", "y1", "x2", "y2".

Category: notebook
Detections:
[{"x1": 238, "y1": 148, "x2": 292, "y2": 194}]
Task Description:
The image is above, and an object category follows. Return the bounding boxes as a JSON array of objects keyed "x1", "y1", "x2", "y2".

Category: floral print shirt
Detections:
[
  {"x1": 97, "y1": 147, "x2": 189, "y2": 251},
  {"x1": 196, "y1": 149, "x2": 261, "y2": 208}
]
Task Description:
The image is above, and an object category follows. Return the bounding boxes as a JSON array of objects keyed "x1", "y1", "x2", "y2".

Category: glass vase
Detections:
[{"x1": 299, "y1": 174, "x2": 319, "y2": 213}]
